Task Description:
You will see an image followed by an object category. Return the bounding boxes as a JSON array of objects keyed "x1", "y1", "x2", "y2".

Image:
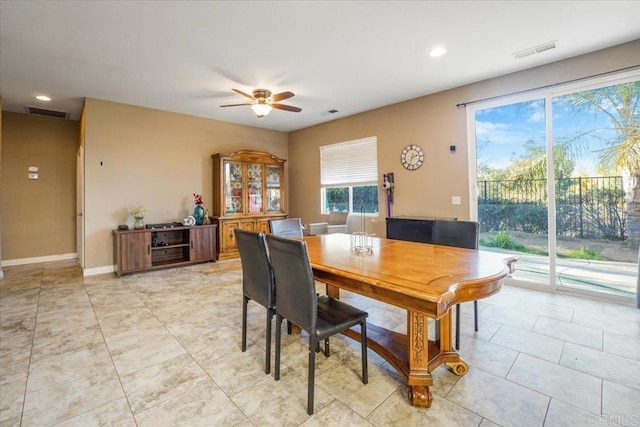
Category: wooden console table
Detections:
[{"x1": 113, "y1": 224, "x2": 216, "y2": 277}]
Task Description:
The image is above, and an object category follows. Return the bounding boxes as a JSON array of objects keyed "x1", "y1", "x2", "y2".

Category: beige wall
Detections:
[
  {"x1": 83, "y1": 99, "x2": 288, "y2": 269},
  {"x1": 288, "y1": 40, "x2": 640, "y2": 237},
  {"x1": 2, "y1": 41, "x2": 638, "y2": 270},
  {"x1": 1, "y1": 113, "x2": 78, "y2": 259}
]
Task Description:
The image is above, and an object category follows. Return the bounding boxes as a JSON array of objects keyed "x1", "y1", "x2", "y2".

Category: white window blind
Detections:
[{"x1": 320, "y1": 136, "x2": 378, "y2": 186}]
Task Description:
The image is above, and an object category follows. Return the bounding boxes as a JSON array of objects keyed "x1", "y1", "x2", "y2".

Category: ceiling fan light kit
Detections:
[
  {"x1": 221, "y1": 88, "x2": 301, "y2": 118},
  {"x1": 251, "y1": 103, "x2": 272, "y2": 117}
]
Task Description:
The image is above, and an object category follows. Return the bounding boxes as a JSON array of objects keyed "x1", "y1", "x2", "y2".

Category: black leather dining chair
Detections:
[
  {"x1": 270, "y1": 216, "x2": 330, "y2": 299},
  {"x1": 432, "y1": 220, "x2": 480, "y2": 350},
  {"x1": 269, "y1": 218, "x2": 304, "y2": 238},
  {"x1": 265, "y1": 234, "x2": 369, "y2": 415},
  {"x1": 234, "y1": 228, "x2": 279, "y2": 374}
]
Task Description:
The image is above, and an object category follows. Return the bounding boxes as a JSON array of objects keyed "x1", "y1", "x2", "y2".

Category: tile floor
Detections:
[{"x1": 1, "y1": 259, "x2": 639, "y2": 426}]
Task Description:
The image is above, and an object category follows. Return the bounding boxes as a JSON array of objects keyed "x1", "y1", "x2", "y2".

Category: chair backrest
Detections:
[
  {"x1": 432, "y1": 220, "x2": 479, "y2": 250},
  {"x1": 265, "y1": 234, "x2": 317, "y2": 333},
  {"x1": 269, "y1": 218, "x2": 304, "y2": 238},
  {"x1": 234, "y1": 228, "x2": 274, "y2": 308},
  {"x1": 328, "y1": 211, "x2": 349, "y2": 225}
]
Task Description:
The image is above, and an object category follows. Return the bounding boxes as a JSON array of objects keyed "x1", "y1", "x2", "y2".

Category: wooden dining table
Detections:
[{"x1": 303, "y1": 233, "x2": 517, "y2": 408}]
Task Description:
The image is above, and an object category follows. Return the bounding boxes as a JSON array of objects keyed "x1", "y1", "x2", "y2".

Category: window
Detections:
[{"x1": 320, "y1": 136, "x2": 379, "y2": 215}]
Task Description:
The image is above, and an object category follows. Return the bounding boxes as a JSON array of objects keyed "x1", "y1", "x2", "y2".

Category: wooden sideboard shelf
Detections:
[{"x1": 113, "y1": 224, "x2": 217, "y2": 277}]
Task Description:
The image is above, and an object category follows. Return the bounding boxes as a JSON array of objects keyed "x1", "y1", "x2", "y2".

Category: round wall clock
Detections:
[{"x1": 401, "y1": 144, "x2": 424, "y2": 170}]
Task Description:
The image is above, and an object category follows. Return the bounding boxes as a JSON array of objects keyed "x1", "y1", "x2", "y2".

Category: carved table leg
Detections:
[
  {"x1": 405, "y1": 310, "x2": 434, "y2": 407},
  {"x1": 445, "y1": 360, "x2": 469, "y2": 376},
  {"x1": 408, "y1": 385, "x2": 433, "y2": 408}
]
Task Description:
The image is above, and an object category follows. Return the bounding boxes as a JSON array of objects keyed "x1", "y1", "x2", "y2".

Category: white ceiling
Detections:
[{"x1": 1, "y1": 1, "x2": 639, "y2": 132}]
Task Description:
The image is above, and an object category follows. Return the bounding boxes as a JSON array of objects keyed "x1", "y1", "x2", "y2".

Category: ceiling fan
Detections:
[{"x1": 220, "y1": 88, "x2": 302, "y2": 117}]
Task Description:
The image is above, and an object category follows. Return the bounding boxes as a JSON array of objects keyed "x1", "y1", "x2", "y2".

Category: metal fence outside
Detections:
[{"x1": 478, "y1": 176, "x2": 627, "y2": 240}]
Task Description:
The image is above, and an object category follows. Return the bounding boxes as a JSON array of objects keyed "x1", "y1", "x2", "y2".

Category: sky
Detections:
[{"x1": 474, "y1": 93, "x2": 620, "y2": 178}]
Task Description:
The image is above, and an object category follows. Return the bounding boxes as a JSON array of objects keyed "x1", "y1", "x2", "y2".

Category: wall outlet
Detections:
[{"x1": 452, "y1": 196, "x2": 461, "y2": 205}]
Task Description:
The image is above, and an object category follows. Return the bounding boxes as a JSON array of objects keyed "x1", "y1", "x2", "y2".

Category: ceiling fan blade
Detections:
[
  {"x1": 220, "y1": 103, "x2": 252, "y2": 107},
  {"x1": 272, "y1": 103, "x2": 302, "y2": 112},
  {"x1": 232, "y1": 89, "x2": 256, "y2": 100},
  {"x1": 271, "y1": 91, "x2": 295, "y2": 102}
]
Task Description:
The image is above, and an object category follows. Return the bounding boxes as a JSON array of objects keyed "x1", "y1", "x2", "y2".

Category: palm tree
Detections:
[{"x1": 559, "y1": 81, "x2": 640, "y2": 248}]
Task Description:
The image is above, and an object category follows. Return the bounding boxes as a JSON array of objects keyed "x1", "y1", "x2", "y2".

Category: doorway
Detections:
[{"x1": 468, "y1": 75, "x2": 639, "y2": 302}]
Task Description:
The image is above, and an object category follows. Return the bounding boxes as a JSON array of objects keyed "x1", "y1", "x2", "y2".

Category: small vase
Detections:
[
  {"x1": 194, "y1": 204, "x2": 205, "y2": 225},
  {"x1": 134, "y1": 217, "x2": 145, "y2": 230}
]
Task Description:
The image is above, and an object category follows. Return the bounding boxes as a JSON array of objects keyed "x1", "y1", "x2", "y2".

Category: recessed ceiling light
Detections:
[
  {"x1": 428, "y1": 46, "x2": 447, "y2": 58},
  {"x1": 35, "y1": 95, "x2": 51, "y2": 101}
]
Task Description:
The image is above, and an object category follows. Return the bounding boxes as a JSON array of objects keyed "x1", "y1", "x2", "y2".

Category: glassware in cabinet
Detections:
[
  {"x1": 224, "y1": 161, "x2": 244, "y2": 214},
  {"x1": 266, "y1": 165, "x2": 282, "y2": 212},
  {"x1": 247, "y1": 163, "x2": 263, "y2": 213}
]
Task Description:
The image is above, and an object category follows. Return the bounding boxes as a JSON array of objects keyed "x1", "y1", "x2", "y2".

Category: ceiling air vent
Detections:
[
  {"x1": 514, "y1": 48, "x2": 536, "y2": 60},
  {"x1": 513, "y1": 40, "x2": 558, "y2": 60},
  {"x1": 24, "y1": 105, "x2": 70, "y2": 119}
]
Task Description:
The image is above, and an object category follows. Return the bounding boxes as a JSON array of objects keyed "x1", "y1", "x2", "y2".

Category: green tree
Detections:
[
  {"x1": 503, "y1": 82, "x2": 639, "y2": 247},
  {"x1": 509, "y1": 139, "x2": 576, "y2": 180},
  {"x1": 505, "y1": 138, "x2": 576, "y2": 197},
  {"x1": 558, "y1": 81, "x2": 640, "y2": 248}
]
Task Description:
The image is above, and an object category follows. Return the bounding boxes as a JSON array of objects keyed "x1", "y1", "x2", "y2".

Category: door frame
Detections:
[{"x1": 76, "y1": 144, "x2": 85, "y2": 269}]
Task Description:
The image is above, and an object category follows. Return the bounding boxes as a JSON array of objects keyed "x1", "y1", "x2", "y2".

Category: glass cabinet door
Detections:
[
  {"x1": 225, "y1": 162, "x2": 244, "y2": 214},
  {"x1": 266, "y1": 165, "x2": 282, "y2": 212},
  {"x1": 247, "y1": 163, "x2": 263, "y2": 213}
]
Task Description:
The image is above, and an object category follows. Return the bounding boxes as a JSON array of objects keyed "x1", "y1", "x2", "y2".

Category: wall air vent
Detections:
[
  {"x1": 320, "y1": 109, "x2": 339, "y2": 116},
  {"x1": 513, "y1": 40, "x2": 558, "y2": 60},
  {"x1": 24, "y1": 105, "x2": 70, "y2": 119}
]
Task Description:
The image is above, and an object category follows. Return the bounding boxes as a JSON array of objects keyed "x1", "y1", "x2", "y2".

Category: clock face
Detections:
[{"x1": 401, "y1": 144, "x2": 424, "y2": 170}]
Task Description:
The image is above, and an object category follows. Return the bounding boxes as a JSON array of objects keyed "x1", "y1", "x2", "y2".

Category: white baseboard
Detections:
[
  {"x1": 1, "y1": 254, "x2": 115, "y2": 277},
  {"x1": 2, "y1": 253, "x2": 77, "y2": 266},
  {"x1": 83, "y1": 265, "x2": 116, "y2": 277}
]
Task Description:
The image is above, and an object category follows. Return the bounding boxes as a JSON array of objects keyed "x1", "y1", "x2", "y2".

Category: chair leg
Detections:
[
  {"x1": 274, "y1": 313, "x2": 282, "y2": 381},
  {"x1": 455, "y1": 303, "x2": 461, "y2": 350},
  {"x1": 474, "y1": 301, "x2": 479, "y2": 332},
  {"x1": 308, "y1": 336, "x2": 317, "y2": 415},
  {"x1": 265, "y1": 309, "x2": 273, "y2": 374},
  {"x1": 361, "y1": 321, "x2": 368, "y2": 384},
  {"x1": 241, "y1": 296, "x2": 249, "y2": 352},
  {"x1": 287, "y1": 320, "x2": 292, "y2": 335},
  {"x1": 324, "y1": 338, "x2": 330, "y2": 357}
]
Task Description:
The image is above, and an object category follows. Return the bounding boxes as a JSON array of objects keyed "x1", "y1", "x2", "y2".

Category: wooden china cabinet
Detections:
[{"x1": 212, "y1": 150, "x2": 287, "y2": 259}]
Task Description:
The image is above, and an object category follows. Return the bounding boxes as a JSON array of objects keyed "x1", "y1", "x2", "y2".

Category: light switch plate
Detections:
[{"x1": 28, "y1": 173, "x2": 39, "y2": 180}]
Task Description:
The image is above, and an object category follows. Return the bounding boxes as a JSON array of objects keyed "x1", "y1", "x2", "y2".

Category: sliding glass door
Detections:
[
  {"x1": 473, "y1": 98, "x2": 551, "y2": 287},
  {"x1": 551, "y1": 82, "x2": 638, "y2": 298},
  {"x1": 469, "y1": 74, "x2": 639, "y2": 301}
]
